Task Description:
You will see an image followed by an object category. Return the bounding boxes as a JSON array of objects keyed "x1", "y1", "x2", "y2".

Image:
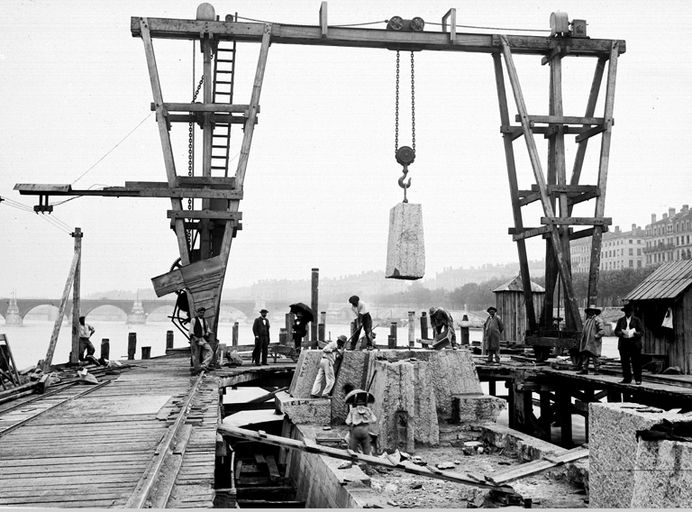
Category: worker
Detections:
[
  {"x1": 577, "y1": 305, "x2": 606, "y2": 375},
  {"x1": 429, "y1": 306, "x2": 457, "y2": 349},
  {"x1": 292, "y1": 312, "x2": 310, "y2": 357},
  {"x1": 483, "y1": 306, "x2": 504, "y2": 364},
  {"x1": 77, "y1": 316, "x2": 98, "y2": 365},
  {"x1": 252, "y1": 308, "x2": 271, "y2": 366},
  {"x1": 614, "y1": 303, "x2": 644, "y2": 384},
  {"x1": 345, "y1": 394, "x2": 377, "y2": 455},
  {"x1": 348, "y1": 295, "x2": 374, "y2": 350},
  {"x1": 189, "y1": 306, "x2": 213, "y2": 374},
  {"x1": 310, "y1": 335, "x2": 347, "y2": 398}
]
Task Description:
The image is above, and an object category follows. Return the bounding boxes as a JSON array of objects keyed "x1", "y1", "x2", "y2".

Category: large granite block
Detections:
[
  {"x1": 631, "y1": 432, "x2": 692, "y2": 507},
  {"x1": 385, "y1": 202, "x2": 425, "y2": 280},
  {"x1": 331, "y1": 351, "x2": 376, "y2": 424},
  {"x1": 589, "y1": 402, "x2": 683, "y2": 508},
  {"x1": 289, "y1": 349, "x2": 322, "y2": 398},
  {"x1": 277, "y1": 392, "x2": 331, "y2": 425}
]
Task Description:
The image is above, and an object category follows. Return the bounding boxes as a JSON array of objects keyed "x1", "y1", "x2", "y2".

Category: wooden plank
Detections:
[
  {"x1": 516, "y1": 114, "x2": 605, "y2": 125},
  {"x1": 131, "y1": 18, "x2": 626, "y2": 57},
  {"x1": 167, "y1": 210, "x2": 242, "y2": 220},
  {"x1": 154, "y1": 102, "x2": 253, "y2": 113},
  {"x1": 575, "y1": 124, "x2": 606, "y2": 142},
  {"x1": 509, "y1": 226, "x2": 551, "y2": 241},
  {"x1": 487, "y1": 447, "x2": 588, "y2": 484},
  {"x1": 540, "y1": 216, "x2": 611, "y2": 225},
  {"x1": 15, "y1": 184, "x2": 242, "y2": 199}
]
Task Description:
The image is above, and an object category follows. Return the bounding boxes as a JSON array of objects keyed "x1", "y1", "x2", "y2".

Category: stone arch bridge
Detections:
[{"x1": 0, "y1": 298, "x2": 287, "y2": 324}]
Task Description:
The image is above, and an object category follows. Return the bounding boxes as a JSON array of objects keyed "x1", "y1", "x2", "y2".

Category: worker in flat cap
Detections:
[
  {"x1": 348, "y1": 295, "x2": 375, "y2": 350},
  {"x1": 252, "y1": 308, "x2": 271, "y2": 366},
  {"x1": 189, "y1": 306, "x2": 213, "y2": 374},
  {"x1": 577, "y1": 305, "x2": 605, "y2": 375},
  {"x1": 310, "y1": 335, "x2": 347, "y2": 398},
  {"x1": 483, "y1": 306, "x2": 504, "y2": 364}
]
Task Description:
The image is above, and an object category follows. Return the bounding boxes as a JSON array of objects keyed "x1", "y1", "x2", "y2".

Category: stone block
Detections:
[
  {"x1": 589, "y1": 402, "x2": 683, "y2": 508},
  {"x1": 631, "y1": 434, "x2": 692, "y2": 507},
  {"x1": 385, "y1": 202, "x2": 425, "y2": 279},
  {"x1": 277, "y1": 392, "x2": 331, "y2": 425},
  {"x1": 331, "y1": 351, "x2": 376, "y2": 424},
  {"x1": 371, "y1": 360, "x2": 417, "y2": 452},
  {"x1": 453, "y1": 394, "x2": 505, "y2": 423},
  {"x1": 289, "y1": 349, "x2": 322, "y2": 398}
]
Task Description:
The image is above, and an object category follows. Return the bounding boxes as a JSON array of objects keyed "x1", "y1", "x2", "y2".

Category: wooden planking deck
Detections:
[{"x1": 0, "y1": 353, "x2": 220, "y2": 508}]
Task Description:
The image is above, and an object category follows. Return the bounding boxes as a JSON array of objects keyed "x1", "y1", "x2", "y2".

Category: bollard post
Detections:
[
  {"x1": 217, "y1": 343, "x2": 226, "y2": 366},
  {"x1": 141, "y1": 346, "x2": 151, "y2": 359},
  {"x1": 318, "y1": 311, "x2": 326, "y2": 342},
  {"x1": 420, "y1": 311, "x2": 429, "y2": 340},
  {"x1": 285, "y1": 313, "x2": 294, "y2": 347},
  {"x1": 389, "y1": 322, "x2": 397, "y2": 348},
  {"x1": 127, "y1": 332, "x2": 137, "y2": 360},
  {"x1": 100, "y1": 338, "x2": 110, "y2": 363},
  {"x1": 311, "y1": 268, "x2": 319, "y2": 344},
  {"x1": 232, "y1": 322, "x2": 239, "y2": 347},
  {"x1": 460, "y1": 314, "x2": 470, "y2": 346},
  {"x1": 166, "y1": 330, "x2": 174, "y2": 350},
  {"x1": 279, "y1": 327, "x2": 287, "y2": 345},
  {"x1": 408, "y1": 311, "x2": 416, "y2": 347}
]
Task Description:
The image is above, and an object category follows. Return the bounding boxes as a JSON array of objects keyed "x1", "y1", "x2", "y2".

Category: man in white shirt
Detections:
[
  {"x1": 78, "y1": 316, "x2": 98, "y2": 365},
  {"x1": 348, "y1": 295, "x2": 375, "y2": 350},
  {"x1": 310, "y1": 335, "x2": 347, "y2": 398}
]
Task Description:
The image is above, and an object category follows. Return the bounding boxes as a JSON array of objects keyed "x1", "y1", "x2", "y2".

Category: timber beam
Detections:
[
  {"x1": 131, "y1": 18, "x2": 625, "y2": 57},
  {"x1": 15, "y1": 183, "x2": 242, "y2": 200}
]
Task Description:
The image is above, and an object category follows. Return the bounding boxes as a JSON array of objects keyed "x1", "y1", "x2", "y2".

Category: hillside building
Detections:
[
  {"x1": 571, "y1": 224, "x2": 646, "y2": 273},
  {"x1": 644, "y1": 205, "x2": 692, "y2": 265}
]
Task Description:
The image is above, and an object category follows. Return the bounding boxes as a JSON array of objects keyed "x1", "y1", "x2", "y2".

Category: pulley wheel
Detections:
[{"x1": 396, "y1": 146, "x2": 415, "y2": 166}]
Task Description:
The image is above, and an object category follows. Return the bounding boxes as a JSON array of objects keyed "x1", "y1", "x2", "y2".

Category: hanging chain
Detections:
[
  {"x1": 410, "y1": 51, "x2": 416, "y2": 154},
  {"x1": 186, "y1": 44, "x2": 206, "y2": 249},
  {"x1": 394, "y1": 51, "x2": 400, "y2": 156}
]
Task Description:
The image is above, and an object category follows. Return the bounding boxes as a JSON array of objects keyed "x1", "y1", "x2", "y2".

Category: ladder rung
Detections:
[
  {"x1": 215, "y1": 91, "x2": 232, "y2": 95},
  {"x1": 216, "y1": 81, "x2": 233, "y2": 84},
  {"x1": 215, "y1": 70, "x2": 233, "y2": 74},
  {"x1": 211, "y1": 166, "x2": 228, "y2": 170},
  {"x1": 216, "y1": 58, "x2": 235, "y2": 63}
]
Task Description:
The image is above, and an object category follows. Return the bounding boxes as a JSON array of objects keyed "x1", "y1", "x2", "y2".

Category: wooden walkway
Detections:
[{"x1": 0, "y1": 354, "x2": 219, "y2": 508}]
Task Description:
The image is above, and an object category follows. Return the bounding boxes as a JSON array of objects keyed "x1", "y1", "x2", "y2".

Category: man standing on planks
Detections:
[
  {"x1": 614, "y1": 303, "x2": 644, "y2": 384},
  {"x1": 252, "y1": 308, "x2": 271, "y2": 366},
  {"x1": 189, "y1": 306, "x2": 213, "y2": 374},
  {"x1": 483, "y1": 306, "x2": 504, "y2": 364},
  {"x1": 78, "y1": 316, "x2": 98, "y2": 365},
  {"x1": 577, "y1": 305, "x2": 606, "y2": 375},
  {"x1": 348, "y1": 295, "x2": 375, "y2": 351}
]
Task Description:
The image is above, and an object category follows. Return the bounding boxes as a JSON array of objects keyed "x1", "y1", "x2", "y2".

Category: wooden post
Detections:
[
  {"x1": 389, "y1": 322, "x2": 398, "y2": 348},
  {"x1": 311, "y1": 268, "x2": 319, "y2": 344},
  {"x1": 488, "y1": 379, "x2": 497, "y2": 396},
  {"x1": 141, "y1": 346, "x2": 151, "y2": 359},
  {"x1": 318, "y1": 311, "x2": 326, "y2": 342},
  {"x1": 460, "y1": 314, "x2": 470, "y2": 345},
  {"x1": 128, "y1": 332, "x2": 137, "y2": 360},
  {"x1": 70, "y1": 228, "x2": 83, "y2": 364},
  {"x1": 42, "y1": 230, "x2": 81, "y2": 372},
  {"x1": 217, "y1": 343, "x2": 227, "y2": 366},
  {"x1": 166, "y1": 330, "x2": 174, "y2": 350},
  {"x1": 539, "y1": 386, "x2": 553, "y2": 442},
  {"x1": 285, "y1": 313, "x2": 293, "y2": 346},
  {"x1": 420, "y1": 312, "x2": 428, "y2": 340},
  {"x1": 100, "y1": 338, "x2": 110, "y2": 362},
  {"x1": 232, "y1": 322, "x2": 239, "y2": 347},
  {"x1": 408, "y1": 311, "x2": 415, "y2": 347},
  {"x1": 556, "y1": 387, "x2": 573, "y2": 447}
]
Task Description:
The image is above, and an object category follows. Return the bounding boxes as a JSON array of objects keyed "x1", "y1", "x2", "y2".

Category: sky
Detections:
[{"x1": 1, "y1": 0, "x2": 691, "y2": 298}]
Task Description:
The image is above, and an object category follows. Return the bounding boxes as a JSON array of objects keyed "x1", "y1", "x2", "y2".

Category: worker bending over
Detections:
[{"x1": 310, "y1": 335, "x2": 346, "y2": 398}]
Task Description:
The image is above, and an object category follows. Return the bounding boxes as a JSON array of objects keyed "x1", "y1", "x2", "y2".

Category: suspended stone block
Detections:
[{"x1": 385, "y1": 202, "x2": 425, "y2": 280}]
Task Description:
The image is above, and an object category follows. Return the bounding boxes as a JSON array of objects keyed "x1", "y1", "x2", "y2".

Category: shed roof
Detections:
[
  {"x1": 493, "y1": 275, "x2": 545, "y2": 293},
  {"x1": 624, "y1": 260, "x2": 692, "y2": 301}
]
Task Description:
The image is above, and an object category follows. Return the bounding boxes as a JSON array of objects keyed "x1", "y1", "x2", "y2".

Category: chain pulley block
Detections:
[{"x1": 394, "y1": 50, "x2": 416, "y2": 203}]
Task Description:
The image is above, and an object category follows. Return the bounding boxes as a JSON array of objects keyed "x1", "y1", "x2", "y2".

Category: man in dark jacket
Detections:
[
  {"x1": 614, "y1": 303, "x2": 644, "y2": 384},
  {"x1": 252, "y1": 309, "x2": 271, "y2": 366}
]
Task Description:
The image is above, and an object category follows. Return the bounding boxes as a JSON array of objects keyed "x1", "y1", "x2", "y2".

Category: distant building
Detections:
[
  {"x1": 644, "y1": 205, "x2": 692, "y2": 265},
  {"x1": 571, "y1": 224, "x2": 646, "y2": 273}
]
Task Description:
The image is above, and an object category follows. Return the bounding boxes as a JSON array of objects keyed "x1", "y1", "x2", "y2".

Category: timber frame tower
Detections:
[{"x1": 15, "y1": 4, "x2": 624, "y2": 351}]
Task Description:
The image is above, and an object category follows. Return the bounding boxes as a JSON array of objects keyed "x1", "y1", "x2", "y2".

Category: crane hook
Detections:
[{"x1": 398, "y1": 168, "x2": 412, "y2": 189}]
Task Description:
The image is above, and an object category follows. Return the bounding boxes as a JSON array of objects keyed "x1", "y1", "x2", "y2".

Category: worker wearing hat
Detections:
[
  {"x1": 348, "y1": 295, "x2": 375, "y2": 351},
  {"x1": 310, "y1": 335, "x2": 347, "y2": 398},
  {"x1": 252, "y1": 309, "x2": 271, "y2": 366},
  {"x1": 483, "y1": 306, "x2": 504, "y2": 364},
  {"x1": 189, "y1": 306, "x2": 213, "y2": 374},
  {"x1": 614, "y1": 303, "x2": 644, "y2": 384},
  {"x1": 429, "y1": 306, "x2": 457, "y2": 349},
  {"x1": 577, "y1": 305, "x2": 605, "y2": 375}
]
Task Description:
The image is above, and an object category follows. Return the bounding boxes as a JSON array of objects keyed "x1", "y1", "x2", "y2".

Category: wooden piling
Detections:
[
  {"x1": 128, "y1": 332, "x2": 137, "y2": 360},
  {"x1": 100, "y1": 338, "x2": 110, "y2": 362},
  {"x1": 318, "y1": 311, "x2": 326, "y2": 341},
  {"x1": 460, "y1": 314, "x2": 470, "y2": 345},
  {"x1": 141, "y1": 346, "x2": 151, "y2": 359},
  {"x1": 285, "y1": 314, "x2": 294, "y2": 346},
  {"x1": 389, "y1": 322, "x2": 397, "y2": 348},
  {"x1": 408, "y1": 311, "x2": 415, "y2": 347},
  {"x1": 70, "y1": 228, "x2": 83, "y2": 365},
  {"x1": 311, "y1": 268, "x2": 319, "y2": 344},
  {"x1": 420, "y1": 312, "x2": 428, "y2": 340},
  {"x1": 166, "y1": 330, "x2": 174, "y2": 350},
  {"x1": 232, "y1": 322, "x2": 239, "y2": 347}
]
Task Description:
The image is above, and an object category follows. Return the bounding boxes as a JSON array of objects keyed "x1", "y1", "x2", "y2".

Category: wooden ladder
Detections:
[{"x1": 211, "y1": 39, "x2": 237, "y2": 176}]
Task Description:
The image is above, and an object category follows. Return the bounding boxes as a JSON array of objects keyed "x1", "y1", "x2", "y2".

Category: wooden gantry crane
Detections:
[{"x1": 15, "y1": 4, "x2": 624, "y2": 355}]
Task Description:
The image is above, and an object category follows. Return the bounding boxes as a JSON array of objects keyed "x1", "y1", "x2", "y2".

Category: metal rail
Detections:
[{"x1": 125, "y1": 371, "x2": 207, "y2": 508}]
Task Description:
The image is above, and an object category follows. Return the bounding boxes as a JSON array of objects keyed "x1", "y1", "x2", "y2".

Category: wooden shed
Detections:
[
  {"x1": 493, "y1": 275, "x2": 545, "y2": 343},
  {"x1": 624, "y1": 260, "x2": 692, "y2": 374}
]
